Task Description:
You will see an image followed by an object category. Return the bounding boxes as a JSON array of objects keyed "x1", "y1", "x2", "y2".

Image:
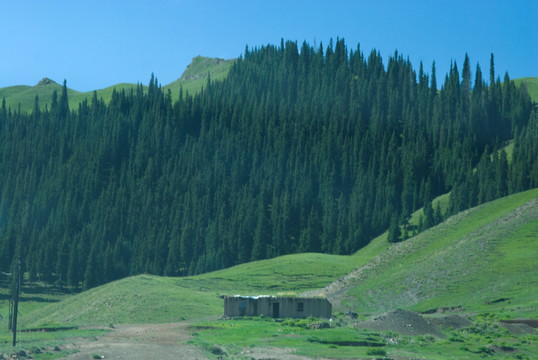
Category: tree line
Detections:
[{"x1": 0, "y1": 39, "x2": 535, "y2": 290}]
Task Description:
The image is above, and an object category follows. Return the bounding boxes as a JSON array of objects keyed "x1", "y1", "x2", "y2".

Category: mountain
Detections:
[
  {"x1": 0, "y1": 39, "x2": 535, "y2": 292},
  {"x1": 0, "y1": 40, "x2": 536, "y2": 359},
  {"x1": 0, "y1": 56, "x2": 236, "y2": 113}
]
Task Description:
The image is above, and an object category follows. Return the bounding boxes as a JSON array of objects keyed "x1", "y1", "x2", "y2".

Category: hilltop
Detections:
[
  {"x1": 163, "y1": 56, "x2": 236, "y2": 99},
  {"x1": 0, "y1": 56, "x2": 236, "y2": 113},
  {"x1": 514, "y1": 77, "x2": 538, "y2": 102}
]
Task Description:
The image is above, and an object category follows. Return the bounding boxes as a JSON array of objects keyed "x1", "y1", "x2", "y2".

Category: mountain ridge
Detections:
[
  {"x1": 1, "y1": 62, "x2": 535, "y2": 114},
  {"x1": 0, "y1": 56, "x2": 236, "y2": 112}
]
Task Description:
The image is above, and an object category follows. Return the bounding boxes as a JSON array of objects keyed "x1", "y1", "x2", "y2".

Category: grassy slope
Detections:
[
  {"x1": 18, "y1": 253, "x2": 358, "y2": 328},
  {"x1": 514, "y1": 77, "x2": 538, "y2": 102},
  {"x1": 351, "y1": 192, "x2": 450, "y2": 268},
  {"x1": 0, "y1": 56, "x2": 235, "y2": 113},
  {"x1": 0, "y1": 82, "x2": 75, "y2": 112},
  {"x1": 339, "y1": 188, "x2": 538, "y2": 318},
  {"x1": 0, "y1": 80, "x2": 140, "y2": 113},
  {"x1": 163, "y1": 56, "x2": 236, "y2": 100}
]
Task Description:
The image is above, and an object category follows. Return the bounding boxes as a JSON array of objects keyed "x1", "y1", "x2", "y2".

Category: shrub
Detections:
[{"x1": 366, "y1": 348, "x2": 387, "y2": 356}]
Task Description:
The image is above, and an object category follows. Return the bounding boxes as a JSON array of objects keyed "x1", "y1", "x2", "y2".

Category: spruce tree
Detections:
[{"x1": 387, "y1": 215, "x2": 401, "y2": 243}]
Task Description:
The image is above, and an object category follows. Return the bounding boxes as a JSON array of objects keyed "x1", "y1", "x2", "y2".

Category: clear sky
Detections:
[{"x1": 1, "y1": 0, "x2": 536, "y2": 92}]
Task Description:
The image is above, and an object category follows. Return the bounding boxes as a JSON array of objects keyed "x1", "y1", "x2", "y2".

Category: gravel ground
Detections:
[{"x1": 429, "y1": 314, "x2": 472, "y2": 329}]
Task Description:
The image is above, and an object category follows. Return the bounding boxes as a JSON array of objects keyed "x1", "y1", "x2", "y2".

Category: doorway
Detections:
[{"x1": 272, "y1": 302, "x2": 280, "y2": 318}]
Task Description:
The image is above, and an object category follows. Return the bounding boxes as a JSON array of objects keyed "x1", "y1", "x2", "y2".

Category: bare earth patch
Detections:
[
  {"x1": 240, "y1": 347, "x2": 314, "y2": 360},
  {"x1": 59, "y1": 322, "x2": 315, "y2": 360},
  {"x1": 61, "y1": 322, "x2": 208, "y2": 360},
  {"x1": 355, "y1": 309, "x2": 445, "y2": 337}
]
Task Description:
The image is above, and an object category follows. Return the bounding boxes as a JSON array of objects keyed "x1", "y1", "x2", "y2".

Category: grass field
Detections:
[{"x1": 189, "y1": 314, "x2": 537, "y2": 359}]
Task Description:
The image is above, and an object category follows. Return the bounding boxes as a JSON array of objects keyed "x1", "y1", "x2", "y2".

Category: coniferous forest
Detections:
[{"x1": 0, "y1": 39, "x2": 536, "y2": 290}]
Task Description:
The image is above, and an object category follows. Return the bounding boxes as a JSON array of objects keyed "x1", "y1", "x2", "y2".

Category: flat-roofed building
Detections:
[{"x1": 223, "y1": 295, "x2": 332, "y2": 319}]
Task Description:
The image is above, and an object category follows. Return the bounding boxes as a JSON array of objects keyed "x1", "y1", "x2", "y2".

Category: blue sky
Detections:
[{"x1": 1, "y1": 0, "x2": 536, "y2": 91}]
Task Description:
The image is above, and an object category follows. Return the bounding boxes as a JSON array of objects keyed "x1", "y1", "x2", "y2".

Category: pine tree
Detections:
[
  {"x1": 387, "y1": 215, "x2": 401, "y2": 243},
  {"x1": 251, "y1": 199, "x2": 269, "y2": 261},
  {"x1": 58, "y1": 79, "x2": 69, "y2": 119},
  {"x1": 67, "y1": 242, "x2": 80, "y2": 289},
  {"x1": 423, "y1": 200, "x2": 435, "y2": 230},
  {"x1": 83, "y1": 244, "x2": 100, "y2": 290}
]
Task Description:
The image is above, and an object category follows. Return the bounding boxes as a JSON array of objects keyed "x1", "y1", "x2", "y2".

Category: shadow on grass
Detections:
[{"x1": 19, "y1": 296, "x2": 60, "y2": 303}]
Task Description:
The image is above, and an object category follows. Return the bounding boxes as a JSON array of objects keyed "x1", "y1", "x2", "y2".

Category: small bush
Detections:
[
  {"x1": 30, "y1": 347, "x2": 42, "y2": 354},
  {"x1": 478, "y1": 346, "x2": 493, "y2": 354},
  {"x1": 448, "y1": 335, "x2": 465, "y2": 343},
  {"x1": 210, "y1": 345, "x2": 226, "y2": 356},
  {"x1": 366, "y1": 348, "x2": 387, "y2": 356}
]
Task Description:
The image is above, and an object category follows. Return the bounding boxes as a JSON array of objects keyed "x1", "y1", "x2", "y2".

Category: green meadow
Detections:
[{"x1": 188, "y1": 313, "x2": 537, "y2": 359}]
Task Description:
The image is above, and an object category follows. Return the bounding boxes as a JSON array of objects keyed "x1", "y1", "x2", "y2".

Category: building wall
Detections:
[
  {"x1": 224, "y1": 296, "x2": 332, "y2": 319},
  {"x1": 224, "y1": 297, "x2": 259, "y2": 317}
]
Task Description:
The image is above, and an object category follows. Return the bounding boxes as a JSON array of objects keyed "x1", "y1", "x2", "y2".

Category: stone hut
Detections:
[{"x1": 223, "y1": 295, "x2": 332, "y2": 319}]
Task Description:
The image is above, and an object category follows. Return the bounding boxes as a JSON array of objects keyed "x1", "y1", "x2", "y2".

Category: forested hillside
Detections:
[{"x1": 0, "y1": 39, "x2": 535, "y2": 289}]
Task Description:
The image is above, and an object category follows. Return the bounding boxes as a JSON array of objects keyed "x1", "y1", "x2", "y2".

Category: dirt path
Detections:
[{"x1": 61, "y1": 322, "x2": 208, "y2": 360}]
